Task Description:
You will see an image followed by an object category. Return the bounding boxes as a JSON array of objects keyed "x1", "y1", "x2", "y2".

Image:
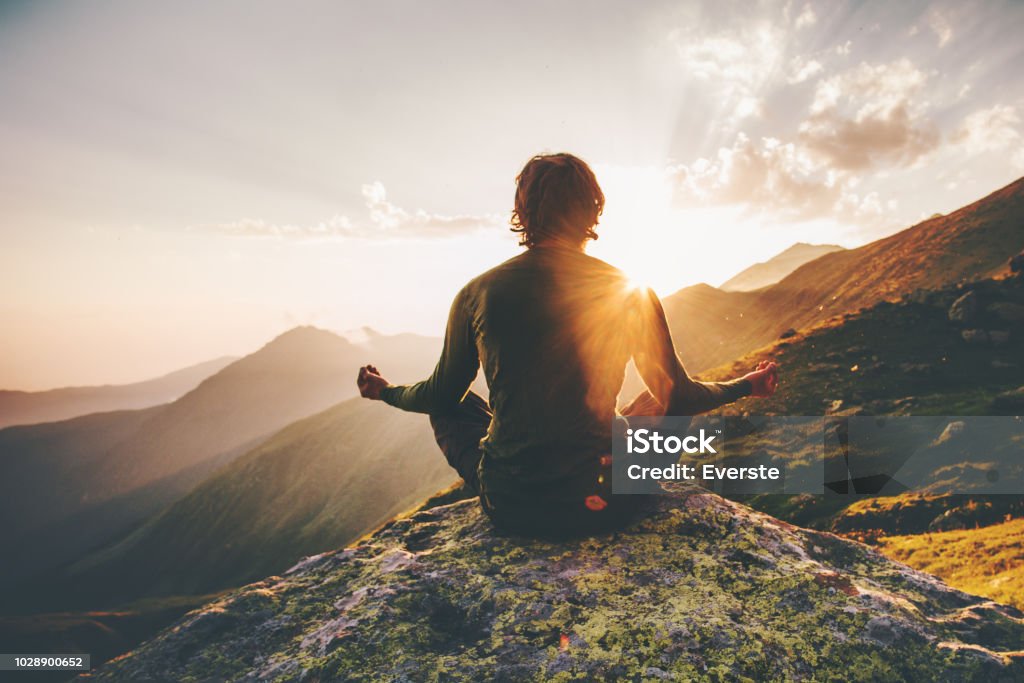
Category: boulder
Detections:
[
  {"x1": 961, "y1": 329, "x2": 988, "y2": 344},
  {"x1": 992, "y1": 386, "x2": 1024, "y2": 412},
  {"x1": 948, "y1": 291, "x2": 978, "y2": 325},
  {"x1": 91, "y1": 485, "x2": 1024, "y2": 682},
  {"x1": 1010, "y1": 251, "x2": 1024, "y2": 274},
  {"x1": 899, "y1": 362, "x2": 931, "y2": 376},
  {"x1": 987, "y1": 302, "x2": 1024, "y2": 324},
  {"x1": 933, "y1": 420, "x2": 966, "y2": 447}
]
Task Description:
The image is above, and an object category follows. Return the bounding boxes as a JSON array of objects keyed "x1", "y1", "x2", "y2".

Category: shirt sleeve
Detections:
[
  {"x1": 380, "y1": 287, "x2": 480, "y2": 414},
  {"x1": 630, "y1": 286, "x2": 750, "y2": 415}
]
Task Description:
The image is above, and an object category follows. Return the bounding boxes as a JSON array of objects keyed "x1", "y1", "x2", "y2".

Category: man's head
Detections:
[{"x1": 510, "y1": 153, "x2": 605, "y2": 248}]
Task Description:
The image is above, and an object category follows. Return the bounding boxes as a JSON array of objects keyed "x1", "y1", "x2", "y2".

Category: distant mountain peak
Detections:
[
  {"x1": 720, "y1": 243, "x2": 846, "y2": 292},
  {"x1": 261, "y1": 325, "x2": 350, "y2": 352}
]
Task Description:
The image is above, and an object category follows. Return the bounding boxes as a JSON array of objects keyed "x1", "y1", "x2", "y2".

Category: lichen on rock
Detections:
[{"x1": 90, "y1": 484, "x2": 1024, "y2": 682}]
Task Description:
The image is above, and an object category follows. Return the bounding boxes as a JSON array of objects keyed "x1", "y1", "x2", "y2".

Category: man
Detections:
[{"x1": 358, "y1": 153, "x2": 778, "y2": 537}]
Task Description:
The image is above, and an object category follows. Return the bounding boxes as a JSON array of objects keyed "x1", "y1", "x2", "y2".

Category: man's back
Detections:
[{"x1": 464, "y1": 246, "x2": 637, "y2": 493}]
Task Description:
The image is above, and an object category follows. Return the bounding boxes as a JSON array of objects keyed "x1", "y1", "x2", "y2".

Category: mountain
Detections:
[
  {"x1": 0, "y1": 356, "x2": 236, "y2": 429},
  {"x1": 704, "y1": 271, "x2": 1024, "y2": 420},
  {"x1": 0, "y1": 326, "x2": 442, "y2": 585},
  {"x1": 92, "y1": 484, "x2": 1024, "y2": 681},
  {"x1": 720, "y1": 242, "x2": 845, "y2": 292},
  {"x1": 662, "y1": 176, "x2": 1024, "y2": 374},
  {"x1": 18, "y1": 398, "x2": 456, "y2": 613},
  {"x1": 693, "y1": 268, "x2": 1024, "y2": 607}
]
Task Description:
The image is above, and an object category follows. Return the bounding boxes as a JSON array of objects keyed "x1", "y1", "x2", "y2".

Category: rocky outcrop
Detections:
[
  {"x1": 91, "y1": 485, "x2": 1024, "y2": 682},
  {"x1": 1010, "y1": 251, "x2": 1024, "y2": 274},
  {"x1": 948, "y1": 290, "x2": 979, "y2": 325}
]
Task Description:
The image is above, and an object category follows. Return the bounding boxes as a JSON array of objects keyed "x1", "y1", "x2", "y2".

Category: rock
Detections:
[
  {"x1": 933, "y1": 420, "x2": 966, "y2": 446},
  {"x1": 961, "y1": 329, "x2": 988, "y2": 344},
  {"x1": 1010, "y1": 251, "x2": 1024, "y2": 274},
  {"x1": 91, "y1": 485, "x2": 1024, "y2": 682},
  {"x1": 780, "y1": 328, "x2": 797, "y2": 339},
  {"x1": 862, "y1": 361, "x2": 887, "y2": 376},
  {"x1": 899, "y1": 362, "x2": 931, "y2": 376},
  {"x1": 989, "y1": 330, "x2": 1010, "y2": 345},
  {"x1": 992, "y1": 386, "x2": 1024, "y2": 411},
  {"x1": 948, "y1": 291, "x2": 978, "y2": 325},
  {"x1": 987, "y1": 302, "x2": 1024, "y2": 324}
]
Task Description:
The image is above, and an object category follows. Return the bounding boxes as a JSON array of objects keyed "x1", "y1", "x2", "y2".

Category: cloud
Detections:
[
  {"x1": 673, "y1": 22, "x2": 784, "y2": 122},
  {"x1": 927, "y1": 9, "x2": 953, "y2": 47},
  {"x1": 670, "y1": 133, "x2": 843, "y2": 221},
  {"x1": 201, "y1": 182, "x2": 503, "y2": 241},
  {"x1": 951, "y1": 104, "x2": 1022, "y2": 154},
  {"x1": 788, "y1": 56, "x2": 823, "y2": 84},
  {"x1": 798, "y1": 59, "x2": 940, "y2": 170},
  {"x1": 794, "y1": 4, "x2": 817, "y2": 30},
  {"x1": 360, "y1": 181, "x2": 501, "y2": 236}
]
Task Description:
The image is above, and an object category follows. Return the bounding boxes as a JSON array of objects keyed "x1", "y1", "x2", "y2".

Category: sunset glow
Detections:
[{"x1": 2, "y1": 0, "x2": 1023, "y2": 389}]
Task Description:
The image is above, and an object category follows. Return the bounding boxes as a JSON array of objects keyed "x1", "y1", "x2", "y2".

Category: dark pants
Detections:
[{"x1": 429, "y1": 391, "x2": 656, "y2": 539}]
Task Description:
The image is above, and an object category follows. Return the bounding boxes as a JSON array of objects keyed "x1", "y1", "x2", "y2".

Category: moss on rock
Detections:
[{"x1": 91, "y1": 484, "x2": 1024, "y2": 682}]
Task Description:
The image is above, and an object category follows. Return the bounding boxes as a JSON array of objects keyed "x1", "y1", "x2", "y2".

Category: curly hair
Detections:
[{"x1": 510, "y1": 153, "x2": 605, "y2": 248}]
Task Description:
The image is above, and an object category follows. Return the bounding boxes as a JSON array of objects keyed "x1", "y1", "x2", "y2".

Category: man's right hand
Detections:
[
  {"x1": 743, "y1": 360, "x2": 779, "y2": 398},
  {"x1": 357, "y1": 364, "x2": 389, "y2": 400}
]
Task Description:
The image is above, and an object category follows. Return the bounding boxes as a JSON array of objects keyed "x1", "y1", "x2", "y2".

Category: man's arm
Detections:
[
  {"x1": 370, "y1": 288, "x2": 480, "y2": 414},
  {"x1": 630, "y1": 287, "x2": 770, "y2": 415}
]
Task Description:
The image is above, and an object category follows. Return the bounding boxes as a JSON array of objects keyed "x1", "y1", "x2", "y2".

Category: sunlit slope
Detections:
[
  {"x1": 696, "y1": 272, "x2": 1024, "y2": 610},
  {"x1": 699, "y1": 273, "x2": 1024, "y2": 507},
  {"x1": 702, "y1": 273, "x2": 1024, "y2": 417},
  {"x1": 877, "y1": 517, "x2": 1024, "y2": 611},
  {"x1": 664, "y1": 175, "x2": 1024, "y2": 373},
  {"x1": 24, "y1": 399, "x2": 455, "y2": 612},
  {"x1": 0, "y1": 356, "x2": 236, "y2": 429},
  {"x1": 720, "y1": 242, "x2": 845, "y2": 292},
  {"x1": 0, "y1": 326, "x2": 440, "y2": 585}
]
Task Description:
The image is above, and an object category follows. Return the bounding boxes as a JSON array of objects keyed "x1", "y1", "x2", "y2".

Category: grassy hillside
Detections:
[
  {"x1": 664, "y1": 175, "x2": 1024, "y2": 373},
  {"x1": 877, "y1": 517, "x2": 1024, "y2": 610},
  {"x1": 695, "y1": 272, "x2": 1024, "y2": 610},
  {"x1": 0, "y1": 326, "x2": 441, "y2": 586},
  {"x1": 12, "y1": 398, "x2": 457, "y2": 613},
  {"x1": 704, "y1": 274, "x2": 1024, "y2": 417},
  {"x1": 720, "y1": 242, "x2": 844, "y2": 292},
  {"x1": 0, "y1": 356, "x2": 236, "y2": 429}
]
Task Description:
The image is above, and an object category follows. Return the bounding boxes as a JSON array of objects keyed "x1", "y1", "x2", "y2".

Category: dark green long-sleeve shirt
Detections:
[{"x1": 381, "y1": 246, "x2": 750, "y2": 495}]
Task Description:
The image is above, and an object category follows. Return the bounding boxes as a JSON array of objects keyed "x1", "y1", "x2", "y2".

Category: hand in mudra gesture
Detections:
[{"x1": 357, "y1": 365, "x2": 389, "y2": 400}]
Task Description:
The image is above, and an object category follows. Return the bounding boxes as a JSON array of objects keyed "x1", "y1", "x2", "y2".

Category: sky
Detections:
[{"x1": 2, "y1": 0, "x2": 1023, "y2": 390}]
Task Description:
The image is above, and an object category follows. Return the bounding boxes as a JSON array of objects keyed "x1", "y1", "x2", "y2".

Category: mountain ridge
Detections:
[
  {"x1": 0, "y1": 356, "x2": 236, "y2": 429},
  {"x1": 23, "y1": 398, "x2": 456, "y2": 612},
  {"x1": 662, "y1": 175, "x2": 1024, "y2": 374},
  {"x1": 0, "y1": 326, "x2": 442, "y2": 585},
  {"x1": 720, "y1": 242, "x2": 846, "y2": 292}
]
